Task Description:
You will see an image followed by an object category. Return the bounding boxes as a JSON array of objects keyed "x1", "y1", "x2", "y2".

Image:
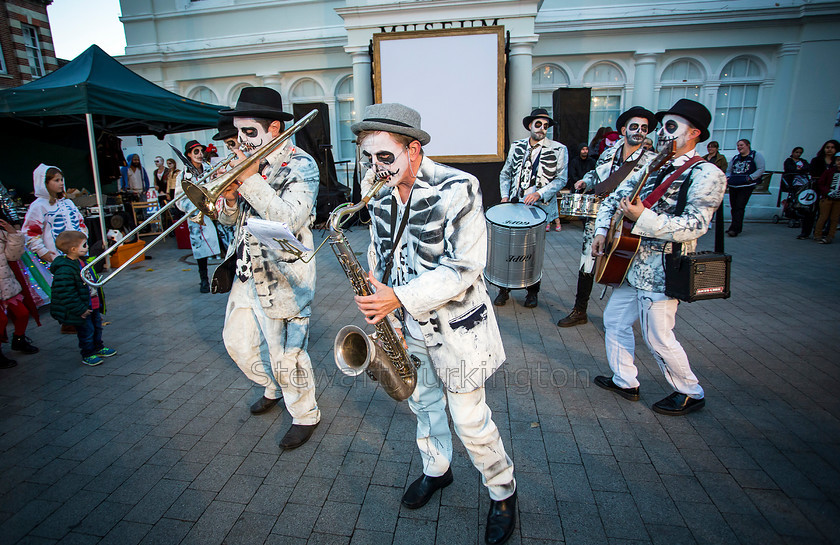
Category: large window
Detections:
[
  {"x1": 21, "y1": 25, "x2": 44, "y2": 78},
  {"x1": 531, "y1": 64, "x2": 569, "y2": 140},
  {"x1": 290, "y1": 78, "x2": 325, "y2": 104},
  {"x1": 658, "y1": 59, "x2": 704, "y2": 111},
  {"x1": 188, "y1": 86, "x2": 219, "y2": 105},
  {"x1": 583, "y1": 62, "x2": 624, "y2": 142},
  {"x1": 335, "y1": 76, "x2": 355, "y2": 161},
  {"x1": 714, "y1": 57, "x2": 762, "y2": 149}
]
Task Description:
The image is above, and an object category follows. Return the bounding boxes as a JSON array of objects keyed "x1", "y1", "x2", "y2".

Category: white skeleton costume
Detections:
[
  {"x1": 214, "y1": 116, "x2": 320, "y2": 425},
  {"x1": 594, "y1": 107, "x2": 726, "y2": 400}
]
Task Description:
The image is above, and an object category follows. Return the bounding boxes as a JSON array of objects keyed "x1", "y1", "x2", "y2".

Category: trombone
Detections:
[{"x1": 81, "y1": 109, "x2": 319, "y2": 288}]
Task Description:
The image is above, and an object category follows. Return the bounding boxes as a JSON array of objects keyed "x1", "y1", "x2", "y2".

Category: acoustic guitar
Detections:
[{"x1": 593, "y1": 142, "x2": 676, "y2": 287}]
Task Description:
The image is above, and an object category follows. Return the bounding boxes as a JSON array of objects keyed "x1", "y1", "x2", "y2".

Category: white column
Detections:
[
  {"x1": 632, "y1": 52, "x2": 660, "y2": 109},
  {"x1": 260, "y1": 74, "x2": 285, "y2": 95},
  {"x1": 766, "y1": 43, "x2": 801, "y2": 169},
  {"x1": 508, "y1": 37, "x2": 538, "y2": 143},
  {"x1": 346, "y1": 46, "x2": 373, "y2": 123},
  {"x1": 161, "y1": 80, "x2": 179, "y2": 93}
]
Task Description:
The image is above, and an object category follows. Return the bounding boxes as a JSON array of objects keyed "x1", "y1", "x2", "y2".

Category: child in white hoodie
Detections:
[{"x1": 22, "y1": 164, "x2": 88, "y2": 263}]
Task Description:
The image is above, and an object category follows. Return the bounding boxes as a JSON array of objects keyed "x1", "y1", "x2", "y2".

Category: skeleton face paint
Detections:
[
  {"x1": 657, "y1": 114, "x2": 695, "y2": 152},
  {"x1": 360, "y1": 132, "x2": 411, "y2": 188},
  {"x1": 234, "y1": 117, "x2": 271, "y2": 152},
  {"x1": 529, "y1": 119, "x2": 549, "y2": 142},
  {"x1": 622, "y1": 116, "x2": 649, "y2": 146}
]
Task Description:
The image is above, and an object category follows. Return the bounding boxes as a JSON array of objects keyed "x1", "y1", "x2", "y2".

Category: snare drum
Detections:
[
  {"x1": 558, "y1": 193, "x2": 601, "y2": 218},
  {"x1": 484, "y1": 203, "x2": 547, "y2": 289}
]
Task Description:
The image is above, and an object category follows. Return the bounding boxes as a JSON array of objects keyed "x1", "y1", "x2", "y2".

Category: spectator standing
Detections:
[
  {"x1": 567, "y1": 143, "x2": 596, "y2": 189},
  {"x1": 22, "y1": 164, "x2": 88, "y2": 263},
  {"x1": 814, "y1": 154, "x2": 840, "y2": 244},
  {"x1": 151, "y1": 156, "x2": 169, "y2": 204},
  {"x1": 164, "y1": 159, "x2": 180, "y2": 201},
  {"x1": 704, "y1": 141, "x2": 728, "y2": 173},
  {"x1": 798, "y1": 140, "x2": 839, "y2": 239},
  {"x1": 119, "y1": 154, "x2": 150, "y2": 194},
  {"x1": 782, "y1": 147, "x2": 809, "y2": 190},
  {"x1": 0, "y1": 219, "x2": 39, "y2": 368},
  {"x1": 725, "y1": 138, "x2": 765, "y2": 236},
  {"x1": 49, "y1": 231, "x2": 117, "y2": 366}
]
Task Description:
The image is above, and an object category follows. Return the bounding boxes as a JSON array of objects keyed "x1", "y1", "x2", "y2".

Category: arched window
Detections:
[
  {"x1": 531, "y1": 64, "x2": 569, "y2": 139},
  {"x1": 658, "y1": 59, "x2": 704, "y2": 110},
  {"x1": 714, "y1": 56, "x2": 763, "y2": 149},
  {"x1": 188, "y1": 86, "x2": 219, "y2": 105},
  {"x1": 335, "y1": 76, "x2": 355, "y2": 161},
  {"x1": 583, "y1": 62, "x2": 625, "y2": 143},
  {"x1": 290, "y1": 78, "x2": 326, "y2": 104},
  {"x1": 227, "y1": 84, "x2": 253, "y2": 108}
]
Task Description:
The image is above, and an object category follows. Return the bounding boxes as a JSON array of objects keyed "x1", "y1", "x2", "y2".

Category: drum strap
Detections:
[
  {"x1": 382, "y1": 189, "x2": 414, "y2": 284},
  {"x1": 587, "y1": 154, "x2": 642, "y2": 196}
]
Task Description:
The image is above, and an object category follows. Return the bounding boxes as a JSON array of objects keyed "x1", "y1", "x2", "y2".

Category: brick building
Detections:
[{"x1": 0, "y1": 0, "x2": 58, "y2": 89}]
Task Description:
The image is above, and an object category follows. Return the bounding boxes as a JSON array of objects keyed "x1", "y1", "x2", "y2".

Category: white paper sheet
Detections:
[{"x1": 244, "y1": 218, "x2": 311, "y2": 253}]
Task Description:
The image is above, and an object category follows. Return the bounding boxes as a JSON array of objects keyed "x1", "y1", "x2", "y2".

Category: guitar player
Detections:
[{"x1": 590, "y1": 99, "x2": 727, "y2": 416}]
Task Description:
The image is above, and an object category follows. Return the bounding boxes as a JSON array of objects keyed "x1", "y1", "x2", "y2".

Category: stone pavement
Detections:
[{"x1": 1, "y1": 221, "x2": 839, "y2": 545}]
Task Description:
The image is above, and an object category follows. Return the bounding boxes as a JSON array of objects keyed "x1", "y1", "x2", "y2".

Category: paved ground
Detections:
[{"x1": 1, "y1": 220, "x2": 839, "y2": 545}]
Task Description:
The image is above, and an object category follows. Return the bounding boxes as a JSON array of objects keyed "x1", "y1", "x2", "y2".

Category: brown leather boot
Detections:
[{"x1": 557, "y1": 307, "x2": 588, "y2": 328}]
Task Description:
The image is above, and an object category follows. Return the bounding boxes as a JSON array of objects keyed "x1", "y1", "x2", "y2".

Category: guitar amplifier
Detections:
[{"x1": 664, "y1": 251, "x2": 731, "y2": 302}]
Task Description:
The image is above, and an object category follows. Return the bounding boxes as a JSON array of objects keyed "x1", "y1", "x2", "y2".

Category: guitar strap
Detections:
[
  {"x1": 587, "y1": 154, "x2": 642, "y2": 196},
  {"x1": 642, "y1": 156, "x2": 704, "y2": 208}
]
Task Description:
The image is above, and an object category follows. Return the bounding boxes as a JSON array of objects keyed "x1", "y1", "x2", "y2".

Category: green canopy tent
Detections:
[{"x1": 0, "y1": 44, "x2": 223, "y2": 250}]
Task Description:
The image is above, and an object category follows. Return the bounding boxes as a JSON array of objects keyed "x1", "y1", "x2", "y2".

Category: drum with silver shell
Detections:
[
  {"x1": 557, "y1": 193, "x2": 601, "y2": 218},
  {"x1": 484, "y1": 203, "x2": 547, "y2": 289}
]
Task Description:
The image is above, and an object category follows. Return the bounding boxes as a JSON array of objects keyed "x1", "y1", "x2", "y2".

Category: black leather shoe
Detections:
[
  {"x1": 0, "y1": 350, "x2": 17, "y2": 369},
  {"x1": 557, "y1": 308, "x2": 588, "y2": 327},
  {"x1": 523, "y1": 292, "x2": 538, "y2": 308},
  {"x1": 494, "y1": 289, "x2": 509, "y2": 307},
  {"x1": 199, "y1": 279, "x2": 210, "y2": 293},
  {"x1": 11, "y1": 335, "x2": 39, "y2": 354},
  {"x1": 594, "y1": 375, "x2": 640, "y2": 401},
  {"x1": 726, "y1": 230, "x2": 738, "y2": 237},
  {"x1": 485, "y1": 490, "x2": 517, "y2": 545},
  {"x1": 279, "y1": 423, "x2": 318, "y2": 449},
  {"x1": 249, "y1": 396, "x2": 281, "y2": 415},
  {"x1": 652, "y1": 392, "x2": 705, "y2": 416},
  {"x1": 401, "y1": 468, "x2": 453, "y2": 509}
]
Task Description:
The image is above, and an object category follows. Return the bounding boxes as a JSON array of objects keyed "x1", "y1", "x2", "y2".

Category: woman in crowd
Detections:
[
  {"x1": 704, "y1": 140, "x2": 728, "y2": 173},
  {"x1": 725, "y1": 139, "x2": 765, "y2": 237},
  {"x1": 798, "y1": 140, "x2": 839, "y2": 239}
]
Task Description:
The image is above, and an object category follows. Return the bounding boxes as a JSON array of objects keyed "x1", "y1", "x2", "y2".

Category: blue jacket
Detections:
[{"x1": 119, "y1": 154, "x2": 150, "y2": 191}]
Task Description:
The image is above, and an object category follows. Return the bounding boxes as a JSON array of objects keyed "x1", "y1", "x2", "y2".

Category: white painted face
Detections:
[
  {"x1": 622, "y1": 116, "x2": 649, "y2": 146},
  {"x1": 234, "y1": 117, "x2": 271, "y2": 152},
  {"x1": 359, "y1": 132, "x2": 410, "y2": 188},
  {"x1": 529, "y1": 118, "x2": 550, "y2": 142},
  {"x1": 657, "y1": 114, "x2": 694, "y2": 151}
]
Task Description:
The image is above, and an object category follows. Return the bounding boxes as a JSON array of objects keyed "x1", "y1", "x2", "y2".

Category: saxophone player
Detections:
[
  {"x1": 216, "y1": 87, "x2": 321, "y2": 449},
  {"x1": 351, "y1": 104, "x2": 517, "y2": 545}
]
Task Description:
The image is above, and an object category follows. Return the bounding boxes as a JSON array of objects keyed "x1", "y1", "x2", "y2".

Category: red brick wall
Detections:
[{"x1": 0, "y1": 0, "x2": 57, "y2": 89}]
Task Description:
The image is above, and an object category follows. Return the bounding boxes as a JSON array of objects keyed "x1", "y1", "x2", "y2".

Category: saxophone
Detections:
[{"x1": 330, "y1": 171, "x2": 419, "y2": 402}]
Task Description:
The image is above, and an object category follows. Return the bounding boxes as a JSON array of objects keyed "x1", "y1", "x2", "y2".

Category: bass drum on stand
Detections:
[{"x1": 484, "y1": 202, "x2": 547, "y2": 289}]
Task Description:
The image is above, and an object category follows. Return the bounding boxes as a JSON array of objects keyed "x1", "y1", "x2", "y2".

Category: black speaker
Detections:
[{"x1": 552, "y1": 88, "x2": 591, "y2": 153}]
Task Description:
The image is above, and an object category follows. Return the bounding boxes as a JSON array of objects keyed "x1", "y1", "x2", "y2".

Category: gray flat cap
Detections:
[{"x1": 351, "y1": 103, "x2": 431, "y2": 146}]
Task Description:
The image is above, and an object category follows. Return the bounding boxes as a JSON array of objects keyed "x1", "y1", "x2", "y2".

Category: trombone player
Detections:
[{"x1": 216, "y1": 87, "x2": 321, "y2": 449}]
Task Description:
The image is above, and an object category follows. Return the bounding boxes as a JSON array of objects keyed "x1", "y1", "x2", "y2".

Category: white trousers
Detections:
[
  {"x1": 406, "y1": 336, "x2": 516, "y2": 501},
  {"x1": 223, "y1": 278, "x2": 320, "y2": 425},
  {"x1": 603, "y1": 285, "x2": 704, "y2": 398}
]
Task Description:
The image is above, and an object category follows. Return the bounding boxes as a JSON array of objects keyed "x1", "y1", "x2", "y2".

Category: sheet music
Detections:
[{"x1": 244, "y1": 218, "x2": 311, "y2": 253}]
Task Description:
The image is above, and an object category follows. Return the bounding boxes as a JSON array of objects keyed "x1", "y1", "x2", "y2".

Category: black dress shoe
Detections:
[
  {"x1": 485, "y1": 490, "x2": 517, "y2": 545},
  {"x1": 594, "y1": 375, "x2": 640, "y2": 401},
  {"x1": 557, "y1": 307, "x2": 587, "y2": 327},
  {"x1": 523, "y1": 292, "x2": 538, "y2": 308},
  {"x1": 652, "y1": 392, "x2": 705, "y2": 416},
  {"x1": 494, "y1": 289, "x2": 509, "y2": 307},
  {"x1": 401, "y1": 468, "x2": 453, "y2": 509},
  {"x1": 199, "y1": 279, "x2": 211, "y2": 293},
  {"x1": 279, "y1": 423, "x2": 318, "y2": 449},
  {"x1": 11, "y1": 335, "x2": 39, "y2": 354},
  {"x1": 249, "y1": 396, "x2": 281, "y2": 415},
  {"x1": 726, "y1": 230, "x2": 737, "y2": 237}
]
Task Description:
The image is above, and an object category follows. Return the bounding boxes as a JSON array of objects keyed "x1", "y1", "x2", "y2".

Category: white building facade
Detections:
[{"x1": 119, "y1": 0, "x2": 840, "y2": 219}]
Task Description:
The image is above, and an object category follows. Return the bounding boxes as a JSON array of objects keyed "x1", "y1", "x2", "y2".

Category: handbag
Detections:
[{"x1": 664, "y1": 165, "x2": 732, "y2": 302}]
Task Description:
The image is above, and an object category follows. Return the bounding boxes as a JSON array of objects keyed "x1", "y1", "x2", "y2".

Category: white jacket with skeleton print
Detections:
[
  {"x1": 363, "y1": 157, "x2": 506, "y2": 393},
  {"x1": 594, "y1": 150, "x2": 727, "y2": 293},
  {"x1": 499, "y1": 138, "x2": 567, "y2": 221},
  {"x1": 216, "y1": 142, "x2": 319, "y2": 320}
]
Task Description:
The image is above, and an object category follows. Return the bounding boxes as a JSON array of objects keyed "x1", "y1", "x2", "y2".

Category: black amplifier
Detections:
[{"x1": 664, "y1": 251, "x2": 731, "y2": 302}]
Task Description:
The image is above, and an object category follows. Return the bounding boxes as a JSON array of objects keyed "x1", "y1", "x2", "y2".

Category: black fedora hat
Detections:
[
  {"x1": 351, "y1": 103, "x2": 431, "y2": 146},
  {"x1": 655, "y1": 99, "x2": 711, "y2": 142},
  {"x1": 184, "y1": 140, "x2": 205, "y2": 155},
  {"x1": 212, "y1": 116, "x2": 238, "y2": 142},
  {"x1": 220, "y1": 87, "x2": 294, "y2": 121},
  {"x1": 523, "y1": 108, "x2": 555, "y2": 130},
  {"x1": 616, "y1": 106, "x2": 657, "y2": 133}
]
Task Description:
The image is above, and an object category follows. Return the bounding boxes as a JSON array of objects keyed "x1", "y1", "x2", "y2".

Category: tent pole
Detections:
[{"x1": 85, "y1": 113, "x2": 110, "y2": 268}]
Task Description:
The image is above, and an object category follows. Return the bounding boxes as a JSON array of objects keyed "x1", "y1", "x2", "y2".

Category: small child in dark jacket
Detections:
[{"x1": 50, "y1": 231, "x2": 117, "y2": 366}]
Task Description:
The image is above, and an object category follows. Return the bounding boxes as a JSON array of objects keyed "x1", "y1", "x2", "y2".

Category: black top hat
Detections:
[
  {"x1": 351, "y1": 103, "x2": 431, "y2": 146},
  {"x1": 184, "y1": 140, "x2": 204, "y2": 155},
  {"x1": 212, "y1": 117, "x2": 238, "y2": 141},
  {"x1": 522, "y1": 108, "x2": 555, "y2": 131},
  {"x1": 616, "y1": 106, "x2": 658, "y2": 133},
  {"x1": 655, "y1": 99, "x2": 712, "y2": 142},
  {"x1": 219, "y1": 87, "x2": 294, "y2": 122}
]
